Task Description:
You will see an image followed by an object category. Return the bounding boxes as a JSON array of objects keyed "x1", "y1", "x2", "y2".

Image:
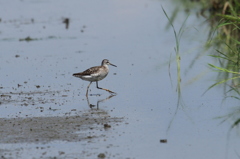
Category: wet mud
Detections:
[
  {"x1": 0, "y1": 112, "x2": 122, "y2": 144},
  {"x1": 0, "y1": 86, "x2": 123, "y2": 158}
]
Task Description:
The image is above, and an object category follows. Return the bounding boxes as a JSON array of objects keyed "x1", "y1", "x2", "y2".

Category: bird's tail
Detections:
[{"x1": 73, "y1": 73, "x2": 82, "y2": 78}]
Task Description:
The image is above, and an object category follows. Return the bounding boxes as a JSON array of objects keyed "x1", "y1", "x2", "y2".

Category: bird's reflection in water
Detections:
[{"x1": 86, "y1": 94, "x2": 116, "y2": 109}]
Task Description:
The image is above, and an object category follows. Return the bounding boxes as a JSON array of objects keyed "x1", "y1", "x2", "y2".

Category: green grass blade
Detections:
[
  {"x1": 161, "y1": 6, "x2": 179, "y2": 53},
  {"x1": 231, "y1": 118, "x2": 240, "y2": 128},
  {"x1": 208, "y1": 64, "x2": 240, "y2": 74},
  {"x1": 202, "y1": 76, "x2": 240, "y2": 96}
]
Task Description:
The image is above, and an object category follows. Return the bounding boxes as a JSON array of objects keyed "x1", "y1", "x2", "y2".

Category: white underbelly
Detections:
[{"x1": 80, "y1": 73, "x2": 107, "y2": 82}]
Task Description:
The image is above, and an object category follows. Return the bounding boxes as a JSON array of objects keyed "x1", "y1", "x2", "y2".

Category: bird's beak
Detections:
[{"x1": 109, "y1": 62, "x2": 117, "y2": 67}]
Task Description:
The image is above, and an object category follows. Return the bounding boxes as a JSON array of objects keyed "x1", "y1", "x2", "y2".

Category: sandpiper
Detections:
[{"x1": 73, "y1": 59, "x2": 117, "y2": 96}]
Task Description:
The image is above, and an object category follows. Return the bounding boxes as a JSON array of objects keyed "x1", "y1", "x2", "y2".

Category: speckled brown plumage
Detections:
[{"x1": 73, "y1": 66, "x2": 102, "y2": 77}]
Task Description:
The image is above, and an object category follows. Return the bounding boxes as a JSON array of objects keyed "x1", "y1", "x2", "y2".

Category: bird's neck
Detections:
[{"x1": 103, "y1": 64, "x2": 109, "y2": 70}]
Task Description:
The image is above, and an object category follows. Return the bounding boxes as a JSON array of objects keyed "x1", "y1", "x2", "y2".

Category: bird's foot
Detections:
[{"x1": 106, "y1": 89, "x2": 117, "y2": 95}]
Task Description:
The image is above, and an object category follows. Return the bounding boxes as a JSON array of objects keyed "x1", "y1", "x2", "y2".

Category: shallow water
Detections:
[{"x1": 0, "y1": 0, "x2": 239, "y2": 159}]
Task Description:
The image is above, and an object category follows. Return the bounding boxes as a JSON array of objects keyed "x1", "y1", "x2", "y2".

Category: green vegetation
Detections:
[
  {"x1": 162, "y1": 6, "x2": 188, "y2": 108},
  {"x1": 205, "y1": 0, "x2": 240, "y2": 134},
  {"x1": 168, "y1": 0, "x2": 240, "y2": 129},
  {"x1": 203, "y1": 1, "x2": 240, "y2": 93},
  {"x1": 168, "y1": 0, "x2": 240, "y2": 90},
  {"x1": 200, "y1": 0, "x2": 240, "y2": 129},
  {"x1": 162, "y1": 6, "x2": 191, "y2": 131}
]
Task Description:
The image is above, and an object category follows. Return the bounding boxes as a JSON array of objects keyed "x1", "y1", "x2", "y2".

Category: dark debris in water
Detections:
[
  {"x1": 98, "y1": 153, "x2": 106, "y2": 158},
  {"x1": 0, "y1": 87, "x2": 66, "y2": 106},
  {"x1": 160, "y1": 139, "x2": 167, "y2": 143},
  {"x1": 18, "y1": 36, "x2": 60, "y2": 42},
  {"x1": 19, "y1": 36, "x2": 38, "y2": 42},
  {"x1": 62, "y1": 18, "x2": 70, "y2": 29},
  {"x1": 103, "y1": 123, "x2": 111, "y2": 129},
  {"x1": 80, "y1": 25, "x2": 86, "y2": 33},
  {"x1": 35, "y1": 85, "x2": 40, "y2": 88}
]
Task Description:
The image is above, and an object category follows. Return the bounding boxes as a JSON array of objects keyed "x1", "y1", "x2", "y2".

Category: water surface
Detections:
[{"x1": 0, "y1": 0, "x2": 239, "y2": 159}]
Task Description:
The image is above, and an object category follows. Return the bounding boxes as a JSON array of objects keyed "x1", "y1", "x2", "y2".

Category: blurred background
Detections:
[{"x1": 0, "y1": 0, "x2": 239, "y2": 158}]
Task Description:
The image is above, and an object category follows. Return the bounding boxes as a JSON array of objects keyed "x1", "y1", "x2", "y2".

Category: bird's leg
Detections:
[
  {"x1": 86, "y1": 82, "x2": 92, "y2": 96},
  {"x1": 96, "y1": 81, "x2": 116, "y2": 94}
]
